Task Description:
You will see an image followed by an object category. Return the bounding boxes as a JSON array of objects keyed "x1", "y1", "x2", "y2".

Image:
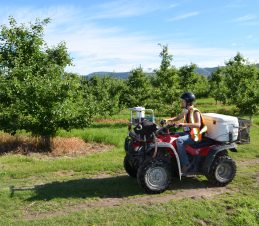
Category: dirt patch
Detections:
[
  {"x1": 53, "y1": 170, "x2": 76, "y2": 177},
  {"x1": 50, "y1": 137, "x2": 113, "y2": 157},
  {"x1": 0, "y1": 134, "x2": 114, "y2": 157},
  {"x1": 237, "y1": 158, "x2": 259, "y2": 166},
  {"x1": 255, "y1": 172, "x2": 259, "y2": 184}
]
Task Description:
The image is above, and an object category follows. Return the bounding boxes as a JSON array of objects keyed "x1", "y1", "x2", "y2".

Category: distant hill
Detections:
[
  {"x1": 87, "y1": 71, "x2": 130, "y2": 79},
  {"x1": 86, "y1": 71, "x2": 154, "y2": 79},
  {"x1": 195, "y1": 63, "x2": 259, "y2": 77},
  {"x1": 194, "y1": 67, "x2": 219, "y2": 77},
  {"x1": 86, "y1": 67, "x2": 217, "y2": 79},
  {"x1": 86, "y1": 64, "x2": 259, "y2": 79}
]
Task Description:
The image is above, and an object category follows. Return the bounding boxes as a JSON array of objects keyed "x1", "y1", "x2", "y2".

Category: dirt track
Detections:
[
  {"x1": 236, "y1": 158, "x2": 259, "y2": 166},
  {"x1": 23, "y1": 175, "x2": 234, "y2": 220},
  {"x1": 22, "y1": 158, "x2": 259, "y2": 220},
  {"x1": 24, "y1": 186, "x2": 232, "y2": 220}
]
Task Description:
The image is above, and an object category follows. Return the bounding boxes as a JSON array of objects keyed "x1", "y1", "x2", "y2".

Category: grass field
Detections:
[{"x1": 0, "y1": 98, "x2": 259, "y2": 225}]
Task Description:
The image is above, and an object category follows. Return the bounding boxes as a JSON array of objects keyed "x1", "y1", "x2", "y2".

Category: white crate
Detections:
[{"x1": 202, "y1": 113, "x2": 239, "y2": 142}]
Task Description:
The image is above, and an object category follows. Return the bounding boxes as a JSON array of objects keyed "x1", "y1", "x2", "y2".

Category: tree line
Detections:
[{"x1": 0, "y1": 18, "x2": 258, "y2": 149}]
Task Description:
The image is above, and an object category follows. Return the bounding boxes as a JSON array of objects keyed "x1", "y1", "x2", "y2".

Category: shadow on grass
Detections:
[
  {"x1": 170, "y1": 176, "x2": 212, "y2": 190},
  {"x1": 24, "y1": 175, "x2": 141, "y2": 201},
  {"x1": 12, "y1": 174, "x2": 215, "y2": 201}
]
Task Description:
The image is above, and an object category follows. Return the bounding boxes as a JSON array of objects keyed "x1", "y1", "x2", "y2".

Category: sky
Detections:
[{"x1": 0, "y1": 0, "x2": 259, "y2": 75}]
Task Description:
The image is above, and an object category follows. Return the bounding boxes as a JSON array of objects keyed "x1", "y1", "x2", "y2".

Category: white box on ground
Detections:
[{"x1": 202, "y1": 113, "x2": 239, "y2": 142}]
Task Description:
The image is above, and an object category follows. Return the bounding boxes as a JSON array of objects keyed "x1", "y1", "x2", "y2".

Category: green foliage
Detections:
[
  {"x1": 82, "y1": 75, "x2": 126, "y2": 116},
  {"x1": 151, "y1": 44, "x2": 181, "y2": 115},
  {"x1": 122, "y1": 67, "x2": 152, "y2": 108},
  {"x1": 208, "y1": 68, "x2": 228, "y2": 103},
  {"x1": 1, "y1": 16, "x2": 258, "y2": 141},
  {"x1": 0, "y1": 17, "x2": 92, "y2": 140},
  {"x1": 179, "y1": 64, "x2": 197, "y2": 90},
  {"x1": 213, "y1": 53, "x2": 259, "y2": 117},
  {"x1": 158, "y1": 43, "x2": 173, "y2": 72},
  {"x1": 179, "y1": 64, "x2": 209, "y2": 98}
]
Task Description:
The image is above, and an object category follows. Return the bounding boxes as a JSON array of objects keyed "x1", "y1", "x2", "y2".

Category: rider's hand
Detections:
[
  {"x1": 166, "y1": 118, "x2": 174, "y2": 123},
  {"x1": 160, "y1": 119, "x2": 167, "y2": 125},
  {"x1": 176, "y1": 122, "x2": 184, "y2": 127}
]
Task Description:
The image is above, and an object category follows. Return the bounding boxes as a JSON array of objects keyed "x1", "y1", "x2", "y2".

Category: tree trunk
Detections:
[{"x1": 40, "y1": 135, "x2": 53, "y2": 152}]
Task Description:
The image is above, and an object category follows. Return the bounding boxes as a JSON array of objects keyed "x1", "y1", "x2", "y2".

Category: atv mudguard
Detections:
[
  {"x1": 202, "y1": 143, "x2": 237, "y2": 174},
  {"x1": 125, "y1": 136, "x2": 137, "y2": 154},
  {"x1": 147, "y1": 142, "x2": 182, "y2": 180}
]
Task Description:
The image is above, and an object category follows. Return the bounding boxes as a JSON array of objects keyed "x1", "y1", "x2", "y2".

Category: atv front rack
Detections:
[
  {"x1": 129, "y1": 107, "x2": 155, "y2": 125},
  {"x1": 237, "y1": 118, "x2": 251, "y2": 144}
]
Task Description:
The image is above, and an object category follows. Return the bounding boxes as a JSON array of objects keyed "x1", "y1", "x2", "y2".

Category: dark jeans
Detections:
[{"x1": 175, "y1": 132, "x2": 195, "y2": 168}]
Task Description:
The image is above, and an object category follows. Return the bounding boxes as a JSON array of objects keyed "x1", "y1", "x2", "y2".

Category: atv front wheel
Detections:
[
  {"x1": 137, "y1": 159, "x2": 172, "y2": 194},
  {"x1": 124, "y1": 155, "x2": 138, "y2": 177},
  {"x1": 206, "y1": 155, "x2": 236, "y2": 186}
]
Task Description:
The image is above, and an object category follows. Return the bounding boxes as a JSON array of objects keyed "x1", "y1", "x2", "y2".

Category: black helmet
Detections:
[{"x1": 180, "y1": 92, "x2": 196, "y2": 104}]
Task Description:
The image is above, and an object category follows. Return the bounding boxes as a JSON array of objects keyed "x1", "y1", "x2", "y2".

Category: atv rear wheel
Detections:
[
  {"x1": 206, "y1": 155, "x2": 236, "y2": 186},
  {"x1": 137, "y1": 159, "x2": 172, "y2": 194},
  {"x1": 124, "y1": 155, "x2": 138, "y2": 177}
]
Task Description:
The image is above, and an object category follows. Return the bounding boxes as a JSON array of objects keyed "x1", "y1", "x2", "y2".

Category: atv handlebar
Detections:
[
  {"x1": 160, "y1": 119, "x2": 182, "y2": 128},
  {"x1": 160, "y1": 119, "x2": 167, "y2": 126}
]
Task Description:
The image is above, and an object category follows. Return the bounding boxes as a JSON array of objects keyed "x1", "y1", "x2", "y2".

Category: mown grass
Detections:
[
  {"x1": 8, "y1": 193, "x2": 258, "y2": 226},
  {"x1": 57, "y1": 122, "x2": 127, "y2": 147},
  {"x1": 0, "y1": 98, "x2": 259, "y2": 225}
]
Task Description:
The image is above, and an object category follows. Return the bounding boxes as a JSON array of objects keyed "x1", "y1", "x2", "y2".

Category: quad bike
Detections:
[{"x1": 124, "y1": 107, "x2": 251, "y2": 194}]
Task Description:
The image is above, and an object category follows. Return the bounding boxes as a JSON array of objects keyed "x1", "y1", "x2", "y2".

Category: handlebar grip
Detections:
[{"x1": 160, "y1": 119, "x2": 167, "y2": 125}]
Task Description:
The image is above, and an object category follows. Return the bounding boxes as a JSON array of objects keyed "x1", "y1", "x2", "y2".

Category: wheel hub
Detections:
[
  {"x1": 145, "y1": 166, "x2": 168, "y2": 188},
  {"x1": 215, "y1": 162, "x2": 233, "y2": 183}
]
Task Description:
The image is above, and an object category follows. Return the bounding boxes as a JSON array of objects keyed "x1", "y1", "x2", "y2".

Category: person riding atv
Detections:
[
  {"x1": 124, "y1": 93, "x2": 250, "y2": 193},
  {"x1": 166, "y1": 92, "x2": 207, "y2": 174}
]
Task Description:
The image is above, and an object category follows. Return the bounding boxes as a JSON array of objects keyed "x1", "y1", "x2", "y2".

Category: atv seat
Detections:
[{"x1": 188, "y1": 137, "x2": 216, "y2": 148}]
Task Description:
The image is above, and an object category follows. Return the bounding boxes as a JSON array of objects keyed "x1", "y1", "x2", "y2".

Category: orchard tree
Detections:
[
  {"x1": 158, "y1": 43, "x2": 172, "y2": 72},
  {"x1": 0, "y1": 17, "x2": 92, "y2": 150},
  {"x1": 209, "y1": 68, "x2": 228, "y2": 104},
  {"x1": 122, "y1": 67, "x2": 152, "y2": 108},
  {"x1": 192, "y1": 74, "x2": 210, "y2": 98},
  {"x1": 178, "y1": 63, "x2": 209, "y2": 98},
  {"x1": 82, "y1": 75, "x2": 125, "y2": 116},
  {"x1": 151, "y1": 44, "x2": 181, "y2": 115},
  {"x1": 179, "y1": 64, "x2": 197, "y2": 90},
  {"x1": 219, "y1": 53, "x2": 259, "y2": 119}
]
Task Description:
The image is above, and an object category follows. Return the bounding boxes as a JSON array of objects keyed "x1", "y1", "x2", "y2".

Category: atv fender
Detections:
[
  {"x1": 202, "y1": 143, "x2": 237, "y2": 174},
  {"x1": 147, "y1": 142, "x2": 182, "y2": 180},
  {"x1": 124, "y1": 136, "x2": 131, "y2": 153}
]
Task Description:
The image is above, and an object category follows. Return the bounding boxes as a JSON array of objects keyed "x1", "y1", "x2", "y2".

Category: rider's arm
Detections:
[
  {"x1": 167, "y1": 112, "x2": 185, "y2": 122},
  {"x1": 178, "y1": 111, "x2": 201, "y2": 128}
]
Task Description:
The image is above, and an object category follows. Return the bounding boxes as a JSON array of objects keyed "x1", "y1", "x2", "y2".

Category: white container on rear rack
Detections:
[{"x1": 202, "y1": 113, "x2": 239, "y2": 142}]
